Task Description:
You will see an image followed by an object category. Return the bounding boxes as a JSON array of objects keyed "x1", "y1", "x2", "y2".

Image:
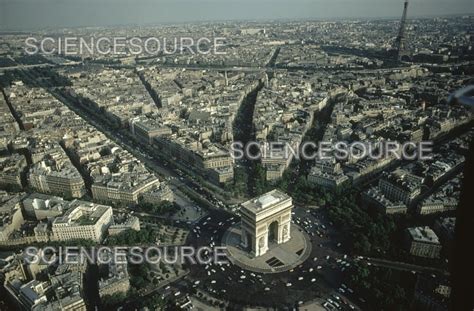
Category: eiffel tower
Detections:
[{"x1": 395, "y1": 0, "x2": 409, "y2": 61}]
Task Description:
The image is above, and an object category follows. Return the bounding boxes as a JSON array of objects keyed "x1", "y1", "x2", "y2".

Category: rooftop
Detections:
[
  {"x1": 241, "y1": 189, "x2": 291, "y2": 214},
  {"x1": 52, "y1": 200, "x2": 111, "y2": 227},
  {"x1": 408, "y1": 226, "x2": 440, "y2": 244}
]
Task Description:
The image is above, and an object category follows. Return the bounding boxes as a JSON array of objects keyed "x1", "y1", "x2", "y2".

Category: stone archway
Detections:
[
  {"x1": 240, "y1": 189, "x2": 293, "y2": 257},
  {"x1": 268, "y1": 221, "x2": 279, "y2": 244},
  {"x1": 245, "y1": 232, "x2": 253, "y2": 252}
]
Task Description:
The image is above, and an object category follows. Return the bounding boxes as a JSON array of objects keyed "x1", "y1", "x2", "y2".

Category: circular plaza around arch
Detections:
[
  {"x1": 222, "y1": 189, "x2": 312, "y2": 273},
  {"x1": 223, "y1": 222, "x2": 312, "y2": 273}
]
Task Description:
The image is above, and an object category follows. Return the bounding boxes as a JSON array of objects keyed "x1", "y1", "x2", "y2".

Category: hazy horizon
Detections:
[{"x1": 1, "y1": 0, "x2": 473, "y2": 31}]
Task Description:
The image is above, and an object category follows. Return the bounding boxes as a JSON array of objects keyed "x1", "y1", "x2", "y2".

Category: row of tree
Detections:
[{"x1": 347, "y1": 263, "x2": 414, "y2": 311}]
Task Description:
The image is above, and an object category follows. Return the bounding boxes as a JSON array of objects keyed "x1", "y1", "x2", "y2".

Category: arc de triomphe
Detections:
[{"x1": 240, "y1": 189, "x2": 293, "y2": 257}]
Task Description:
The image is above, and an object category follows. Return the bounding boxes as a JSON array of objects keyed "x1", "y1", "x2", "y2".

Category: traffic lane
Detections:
[
  {"x1": 293, "y1": 207, "x2": 363, "y2": 310},
  {"x1": 187, "y1": 205, "x2": 362, "y2": 308}
]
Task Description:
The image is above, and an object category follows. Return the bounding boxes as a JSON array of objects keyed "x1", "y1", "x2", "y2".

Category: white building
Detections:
[{"x1": 52, "y1": 200, "x2": 113, "y2": 242}]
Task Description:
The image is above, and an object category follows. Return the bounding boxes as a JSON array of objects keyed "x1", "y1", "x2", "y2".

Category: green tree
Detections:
[{"x1": 101, "y1": 292, "x2": 127, "y2": 307}]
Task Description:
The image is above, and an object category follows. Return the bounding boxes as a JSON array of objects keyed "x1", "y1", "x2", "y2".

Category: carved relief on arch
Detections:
[{"x1": 282, "y1": 224, "x2": 288, "y2": 239}]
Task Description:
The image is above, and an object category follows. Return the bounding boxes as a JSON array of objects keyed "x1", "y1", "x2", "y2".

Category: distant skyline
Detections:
[{"x1": 1, "y1": 0, "x2": 473, "y2": 31}]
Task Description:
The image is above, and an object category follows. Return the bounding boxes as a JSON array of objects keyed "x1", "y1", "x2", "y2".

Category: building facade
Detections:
[
  {"x1": 406, "y1": 226, "x2": 442, "y2": 259},
  {"x1": 52, "y1": 200, "x2": 113, "y2": 242}
]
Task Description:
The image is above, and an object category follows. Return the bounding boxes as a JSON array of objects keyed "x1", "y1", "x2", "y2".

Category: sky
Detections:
[{"x1": 0, "y1": 0, "x2": 473, "y2": 31}]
